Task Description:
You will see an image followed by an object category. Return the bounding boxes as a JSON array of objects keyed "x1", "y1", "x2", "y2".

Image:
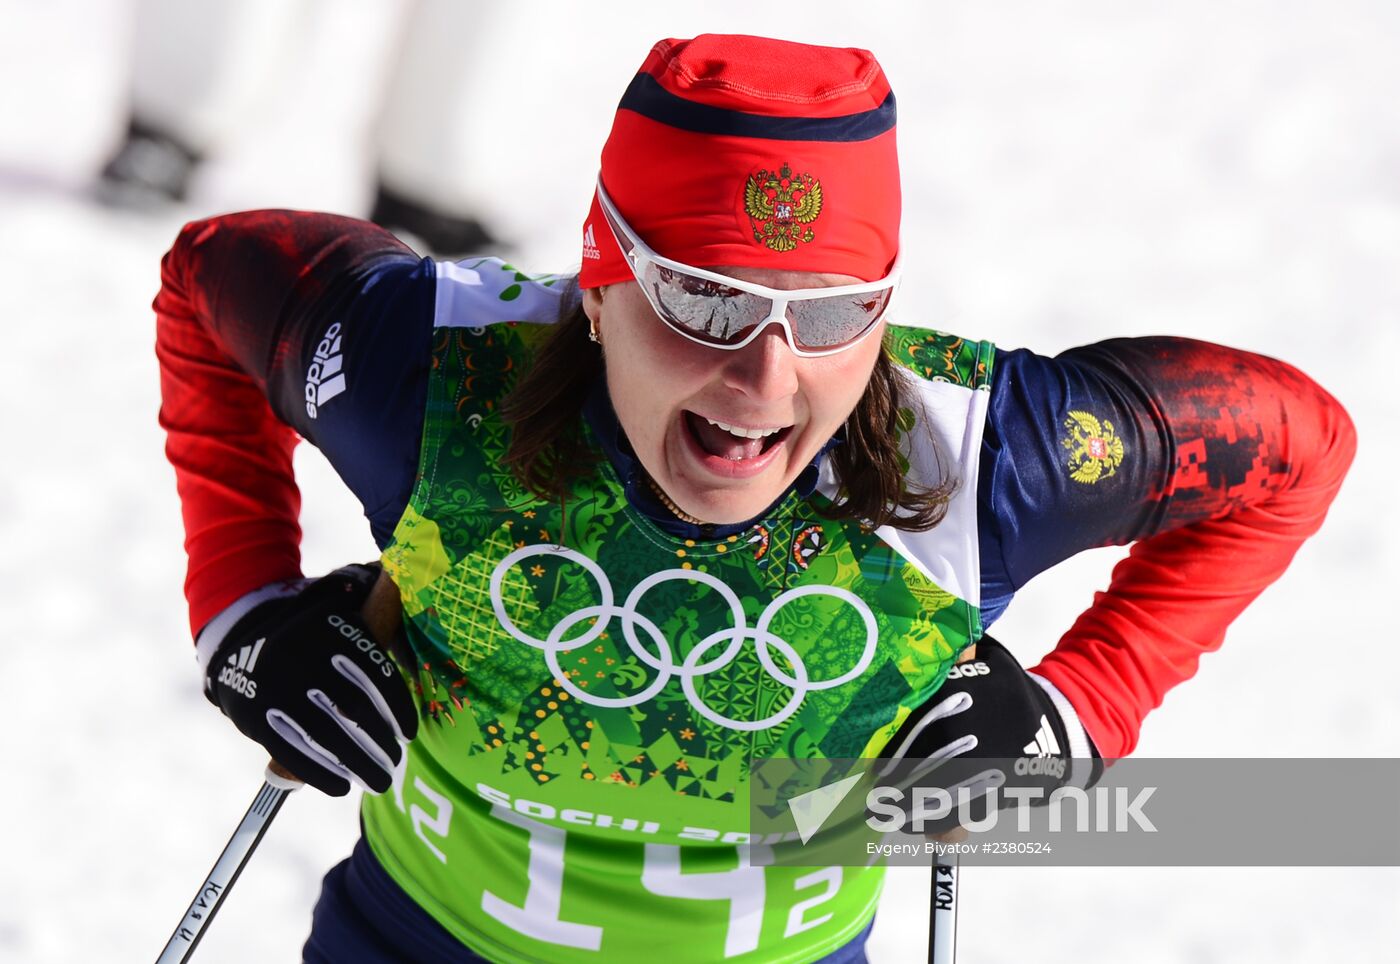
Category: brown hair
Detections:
[{"x1": 499, "y1": 290, "x2": 954, "y2": 532}]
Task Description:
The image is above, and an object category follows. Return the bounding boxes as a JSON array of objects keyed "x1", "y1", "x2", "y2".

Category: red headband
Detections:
[{"x1": 579, "y1": 34, "x2": 901, "y2": 289}]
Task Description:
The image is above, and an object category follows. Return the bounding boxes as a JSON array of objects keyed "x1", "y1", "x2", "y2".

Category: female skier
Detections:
[{"x1": 155, "y1": 34, "x2": 1355, "y2": 963}]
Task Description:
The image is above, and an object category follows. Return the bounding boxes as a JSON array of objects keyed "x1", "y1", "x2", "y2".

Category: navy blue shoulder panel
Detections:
[
  {"x1": 977, "y1": 338, "x2": 1281, "y2": 626},
  {"x1": 278, "y1": 256, "x2": 435, "y2": 547},
  {"x1": 977, "y1": 344, "x2": 1157, "y2": 627},
  {"x1": 978, "y1": 344, "x2": 1146, "y2": 626}
]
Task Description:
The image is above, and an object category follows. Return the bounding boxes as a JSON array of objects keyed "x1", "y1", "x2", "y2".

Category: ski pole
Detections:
[
  {"x1": 155, "y1": 763, "x2": 303, "y2": 964},
  {"x1": 927, "y1": 855, "x2": 959, "y2": 963},
  {"x1": 926, "y1": 642, "x2": 972, "y2": 963}
]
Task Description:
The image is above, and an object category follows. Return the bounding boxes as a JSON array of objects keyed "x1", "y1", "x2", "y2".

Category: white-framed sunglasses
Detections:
[{"x1": 595, "y1": 179, "x2": 901, "y2": 357}]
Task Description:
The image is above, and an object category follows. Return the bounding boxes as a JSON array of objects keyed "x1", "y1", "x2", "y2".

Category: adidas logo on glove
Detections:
[
  {"x1": 945, "y1": 661, "x2": 990, "y2": 680},
  {"x1": 1013, "y1": 715, "x2": 1066, "y2": 780},
  {"x1": 327, "y1": 614, "x2": 394, "y2": 677},
  {"x1": 218, "y1": 637, "x2": 266, "y2": 699}
]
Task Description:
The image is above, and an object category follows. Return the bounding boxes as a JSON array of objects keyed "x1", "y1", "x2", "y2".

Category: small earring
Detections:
[{"x1": 588, "y1": 318, "x2": 600, "y2": 344}]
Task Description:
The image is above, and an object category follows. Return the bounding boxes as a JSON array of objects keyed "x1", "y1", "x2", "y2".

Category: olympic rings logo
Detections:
[{"x1": 489, "y1": 545, "x2": 879, "y2": 732}]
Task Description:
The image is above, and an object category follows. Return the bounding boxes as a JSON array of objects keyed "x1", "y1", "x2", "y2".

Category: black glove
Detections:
[
  {"x1": 879, "y1": 634, "x2": 1101, "y2": 831},
  {"x1": 204, "y1": 563, "x2": 419, "y2": 796}
]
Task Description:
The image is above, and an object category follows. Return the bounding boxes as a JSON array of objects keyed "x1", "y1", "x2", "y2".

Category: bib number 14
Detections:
[
  {"x1": 391, "y1": 763, "x2": 845, "y2": 957},
  {"x1": 480, "y1": 804, "x2": 843, "y2": 958}
]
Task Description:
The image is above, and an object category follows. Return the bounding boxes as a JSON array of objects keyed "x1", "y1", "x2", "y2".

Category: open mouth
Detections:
[{"x1": 684, "y1": 411, "x2": 792, "y2": 462}]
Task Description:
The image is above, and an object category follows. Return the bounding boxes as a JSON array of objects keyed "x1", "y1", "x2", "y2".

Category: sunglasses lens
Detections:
[
  {"x1": 605, "y1": 186, "x2": 896, "y2": 354},
  {"x1": 787, "y1": 289, "x2": 893, "y2": 350},
  {"x1": 643, "y1": 264, "x2": 773, "y2": 345}
]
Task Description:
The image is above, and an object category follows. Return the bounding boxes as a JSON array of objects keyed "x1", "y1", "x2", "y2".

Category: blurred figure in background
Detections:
[{"x1": 97, "y1": 0, "x2": 499, "y2": 255}]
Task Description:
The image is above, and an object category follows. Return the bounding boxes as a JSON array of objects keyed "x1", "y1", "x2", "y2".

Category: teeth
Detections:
[{"x1": 705, "y1": 418, "x2": 784, "y2": 439}]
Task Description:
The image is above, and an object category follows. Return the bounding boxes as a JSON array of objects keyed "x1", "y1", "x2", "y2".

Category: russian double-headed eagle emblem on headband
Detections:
[{"x1": 744, "y1": 163, "x2": 823, "y2": 252}]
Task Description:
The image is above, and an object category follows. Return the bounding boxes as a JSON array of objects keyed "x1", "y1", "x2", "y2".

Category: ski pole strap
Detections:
[
  {"x1": 927, "y1": 856, "x2": 959, "y2": 963},
  {"x1": 156, "y1": 766, "x2": 301, "y2": 964}
]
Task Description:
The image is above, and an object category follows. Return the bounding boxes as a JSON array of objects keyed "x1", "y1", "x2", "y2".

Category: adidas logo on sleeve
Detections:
[
  {"x1": 304, "y1": 321, "x2": 348, "y2": 419},
  {"x1": 217, "y1": 638, "x2": 266, "y2": 699}
]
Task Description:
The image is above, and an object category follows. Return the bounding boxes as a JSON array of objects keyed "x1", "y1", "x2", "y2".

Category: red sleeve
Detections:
[
  {"x1": 1019, "y1": 340, "x2": 1357, "y2": 757},
  {"x1": 154, "y1": 210, "x2": 412, "y2": 636}
]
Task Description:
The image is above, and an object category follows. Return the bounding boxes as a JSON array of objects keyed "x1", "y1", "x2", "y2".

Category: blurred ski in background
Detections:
[{"x1": 96, "y1": 0, "x2": 499, "y2": 254}]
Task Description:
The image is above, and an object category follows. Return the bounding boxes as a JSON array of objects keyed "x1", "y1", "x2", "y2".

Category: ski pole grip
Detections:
[
  {"x1": 259, "y1": 570, "x2": 404, "y2": 795},
  {"x1": 263, "y1": 759, "x2": 303, "y2": 791}
]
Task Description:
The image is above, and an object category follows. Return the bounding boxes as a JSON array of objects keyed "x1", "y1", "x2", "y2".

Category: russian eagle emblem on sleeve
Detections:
[{"x1": 1061, "y1": 410, "x2": 1125, "y2": 484}]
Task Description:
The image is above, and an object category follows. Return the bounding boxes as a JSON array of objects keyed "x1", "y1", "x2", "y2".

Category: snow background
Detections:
[{"x1": 2, "y1": 1, "x2": 1397, "y2": 961}]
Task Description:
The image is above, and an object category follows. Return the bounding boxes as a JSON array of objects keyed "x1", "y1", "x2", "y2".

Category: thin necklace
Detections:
[{"x1": 645, "y1": 476, "x2": 708, "y2": 526}]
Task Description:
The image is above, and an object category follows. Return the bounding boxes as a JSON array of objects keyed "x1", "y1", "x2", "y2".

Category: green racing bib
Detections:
[{"x1": 362, "y1": 260, "x2": 994, "y2": 963}]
